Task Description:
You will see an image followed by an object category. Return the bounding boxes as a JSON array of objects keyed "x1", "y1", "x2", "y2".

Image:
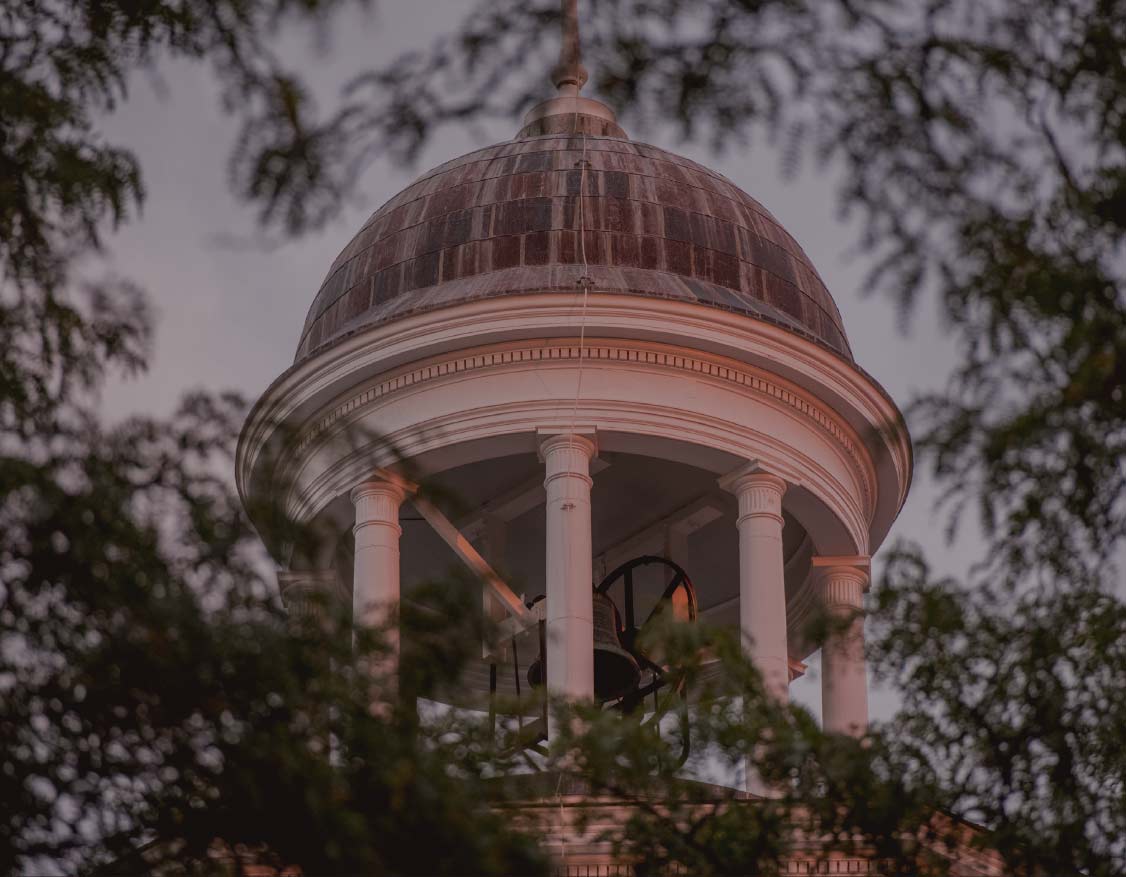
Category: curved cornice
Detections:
[
  {"x1": 292, "y1": 341, "x2": 874, "y2": 506},
  {"x1": 287, "y1": 395, "x2": 873, "y2": 555},
  {"x1": 237, "y1": 294, "x2": 911, "y2": 547}
]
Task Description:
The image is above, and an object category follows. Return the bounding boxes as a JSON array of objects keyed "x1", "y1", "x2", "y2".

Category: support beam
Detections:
[
  {"x1": 480, "y1": 516, "x2": 509, "y2": 630},
  {"x1": 412, "y1": 494, "x2": 534, "y2": 627},
  {"x1": 595, "y1": 493, "x2": 724, "y2": 576}
]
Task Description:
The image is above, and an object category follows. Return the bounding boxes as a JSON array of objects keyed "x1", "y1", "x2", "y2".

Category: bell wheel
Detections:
[{"x1": 595, "y1": 555, "x2": 698, "y2": 768}]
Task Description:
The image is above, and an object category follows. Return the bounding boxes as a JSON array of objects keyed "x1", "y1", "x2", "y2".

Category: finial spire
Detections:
[
  {"x1": 552, "y1": 0, "x2": 589, "y2": 96},
  {"x1": 518, "y1": 0, "x2": 625, "y2": 139}
]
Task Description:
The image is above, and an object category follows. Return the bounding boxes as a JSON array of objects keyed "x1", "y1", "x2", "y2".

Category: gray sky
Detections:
[{"x1": 97, "y1": 0, "x2": 976, "y2": 721}]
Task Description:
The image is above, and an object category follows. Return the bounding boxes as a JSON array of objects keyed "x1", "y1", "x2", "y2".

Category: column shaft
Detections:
[
  {"x1": 819, "y1": 564, "x2": 869, "y2": 735},
  {"x1": 351, "y1": 479, "x2": 407, "y2": 664},
  {"x1": 541, "y1": 433, "x2": 596, "y2": 735},
  {"x1": 731, "y1": 472, "x2": 790, "y2": 702}
]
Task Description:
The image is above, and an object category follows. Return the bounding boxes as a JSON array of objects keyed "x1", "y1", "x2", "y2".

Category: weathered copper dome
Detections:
[{"x1": 296, "y1": 131, "x2": 852, "y2": 363}]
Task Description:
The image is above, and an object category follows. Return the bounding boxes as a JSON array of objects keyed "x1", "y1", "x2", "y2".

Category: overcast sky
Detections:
[{"x1": 96, "y1": 0, "x2": 978, "y2": 721}]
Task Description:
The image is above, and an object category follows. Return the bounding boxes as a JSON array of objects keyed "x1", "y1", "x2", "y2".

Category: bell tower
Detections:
[{"x1": 237, "y1": 0, "x2": 912, "y2": 864}]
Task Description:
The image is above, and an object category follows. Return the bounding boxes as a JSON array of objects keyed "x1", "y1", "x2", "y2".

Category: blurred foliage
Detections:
[
  {"x1": 0, "y1": 0, "x2": 372, "y2": 289},
  {"x1": 1, "y1": 400, "x2": 547, "y2": 875},
  {"x1": 0, "y1": 1, "x2": 548, "y2": 857},
  {"x1": 870, "y1": 546, "x2": 1126, "y2": 876},
  {"x1": 2, "y1": 0, "x2": 1126, "y2": 874}
]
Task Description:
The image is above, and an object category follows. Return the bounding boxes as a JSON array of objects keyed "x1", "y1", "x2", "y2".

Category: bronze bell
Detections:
[
  {"x1": 526, "y1": 591, "x2": 641, "y2": 702},
  {"x1": 592, "y1": 591, "x2": 641, "y2": 701}
]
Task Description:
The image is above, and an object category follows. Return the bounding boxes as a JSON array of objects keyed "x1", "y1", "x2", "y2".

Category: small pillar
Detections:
[
  {"x1": 815, "y1": 558, "x2": 870, "y2": 736},
  {"x1": 540, "y1": 432, "x2": 597, "y2": 737}
]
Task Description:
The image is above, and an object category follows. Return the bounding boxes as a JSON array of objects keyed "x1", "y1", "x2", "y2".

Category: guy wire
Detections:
[{"x1": 566, "y1": 107, "x2": 591, "y2": 452}]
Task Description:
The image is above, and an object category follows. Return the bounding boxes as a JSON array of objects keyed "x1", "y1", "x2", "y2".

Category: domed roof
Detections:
[{"x1": 297, "y1": 84, "x2": 851, "y2": 365}]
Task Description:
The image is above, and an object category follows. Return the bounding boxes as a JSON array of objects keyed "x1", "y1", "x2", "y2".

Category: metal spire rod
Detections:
[{"x1": 552, "y1": 0, "x2": 589, "y2": 95}]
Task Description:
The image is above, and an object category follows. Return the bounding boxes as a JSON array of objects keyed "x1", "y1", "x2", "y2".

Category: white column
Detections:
[
  {"x1": 817, "y1": 559, "x2": 870, "y2": 736},
  {"x1": 540, "y1": 433, "x2": 597, "y2": 735},
  {"x1": 351, "y1": 478, "x2": 407, "y2": 670},
  {"x1": 725, "y1": 469, "x2": 790, "y2": 702}
]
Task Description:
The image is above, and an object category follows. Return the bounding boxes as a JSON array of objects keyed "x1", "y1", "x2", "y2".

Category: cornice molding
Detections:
[
  {"x1": 285, "y1": 394, "x2": 872, "y2": 555},
  {"x1": 237, "y1": 295, "x2": 911, "y2": 510},
  {"x1": 235, "y1": 295, "x2": 913, "y2": 557},
  {"x1": 287, "y1": 341, "x2": 875, "y2": 515}
]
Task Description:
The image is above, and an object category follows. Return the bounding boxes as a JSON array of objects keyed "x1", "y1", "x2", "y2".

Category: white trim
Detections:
[
  {"x1": 291, "y1": 343, "x2": 871, "y2": 500},
  {"x1": 237, "y1": 294, "x2": 910, "y2": 554},
  {"x1": 286, "y1": 395, "x2": 871, "y2": 553},
  {"x1": 287, "y1": 342, "x2": 871, "y2": 508}
]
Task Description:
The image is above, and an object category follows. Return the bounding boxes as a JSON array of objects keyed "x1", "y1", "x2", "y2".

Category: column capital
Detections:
[
  {"x1": 537, "y1": 429, "x2": 598, "y2": 462},
  {"x1": 814, "y1": 556, "x2": 870, "y2": 608},
  {"x1": 349, "y1": 470, "x2": 414, "y2": 507},
  {"x1": 351, "y1": 474, "x2": 411, "y2": 539},
  {"x1": 278, "y1": 569, "x2": 344, "y2": 620},
  {"x1": 719, "y1": 463, "x2": 788, "y2": 526},
  {"x1": 538, "y1": 432, "x2": 598, "y2": 493},
  {"x1": 718, "y1": 458, "x2": 800, "y2": 489},
  {"x1": 718, "y1": 461, "x2": 789, "y2": 496}
]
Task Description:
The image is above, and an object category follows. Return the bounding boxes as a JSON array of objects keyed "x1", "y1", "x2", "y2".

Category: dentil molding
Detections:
[{"x1": 287, "y1": 340, "x2": 875, "y2": 512}]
